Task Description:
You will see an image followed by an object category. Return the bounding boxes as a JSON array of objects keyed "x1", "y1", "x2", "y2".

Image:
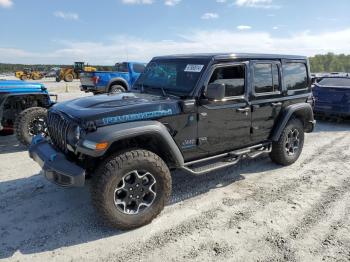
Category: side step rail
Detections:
[{"x1": 181, "y1": 143, "x2": 272, "y2": 176}]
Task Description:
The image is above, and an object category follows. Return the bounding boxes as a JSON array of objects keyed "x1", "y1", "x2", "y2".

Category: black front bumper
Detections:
[{"x1": 29, "y1": 136, "x2": 85, "y2": 187}]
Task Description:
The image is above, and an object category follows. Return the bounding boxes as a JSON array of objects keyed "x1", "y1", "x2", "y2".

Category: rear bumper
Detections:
[
  {"x1": 29, "y1": 136, "x2": 85, "y2": 187},
  {"x1": 80, "y1": 85, "x2": 106, "y2": 93},
  {"x1": 314, "y1": 103, "x2": 350, "y2": 117}
]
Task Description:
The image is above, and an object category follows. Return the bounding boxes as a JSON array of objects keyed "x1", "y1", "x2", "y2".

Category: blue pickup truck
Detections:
[{"x1": 80, "y1": 62, "x2": 146, "y2": 94}]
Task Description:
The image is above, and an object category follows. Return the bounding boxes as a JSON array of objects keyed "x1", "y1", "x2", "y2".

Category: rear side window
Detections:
[
  {"x1": 283, "y1": 62, "x2": 308, "y2": 90},
  {"x1": 318, "y1": 77, "x2": 350, "y2": 87},
  {"x1": 115, "y1": 63, "x2": 128, "y2": 72},
  {"x1": 253, "y1": 63, "x2": 280, "y2": 94},
  {"x1": 133, "y1": 63, "x2": 146, "y2": 74},
  {"x1": 209, "y1": 65, "x2": 245, "y2": 97}
]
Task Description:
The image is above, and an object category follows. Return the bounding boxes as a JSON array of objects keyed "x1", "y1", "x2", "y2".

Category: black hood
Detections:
[{"x1": 52, "y1": 92, "x2": 182, "y2": 126}]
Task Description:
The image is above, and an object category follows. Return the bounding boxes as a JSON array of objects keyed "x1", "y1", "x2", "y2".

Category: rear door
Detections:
[{"x1": 250, "y1": 61, "x2": 283, "y2": 143}]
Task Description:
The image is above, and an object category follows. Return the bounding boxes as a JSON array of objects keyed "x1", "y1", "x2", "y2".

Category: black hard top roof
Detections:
[{"x1": 153, "y1": 53, "x2": 307, "y2": 61}]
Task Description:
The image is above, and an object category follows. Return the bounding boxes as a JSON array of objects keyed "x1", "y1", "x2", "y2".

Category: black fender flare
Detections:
[
  {"x1": 77, "y1": 121, "x2": 184, "y2": 167},
  {"x1": 0, "y1": 93, "x2": 51, "y2": 129},
  {"x1": 107, "y1": 78, "x2": 129, "y2": 91},
  {"x1": 271, "y1": 103, "x2": 315, "y2": 141}
]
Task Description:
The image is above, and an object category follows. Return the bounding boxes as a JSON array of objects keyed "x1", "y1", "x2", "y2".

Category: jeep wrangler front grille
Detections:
[{"x1": 47, "y1": 111, "x2": 71, "y2": 152}]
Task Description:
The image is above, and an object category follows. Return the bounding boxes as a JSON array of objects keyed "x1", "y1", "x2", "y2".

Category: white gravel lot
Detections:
[{"x1": 0, "y1": 79, "x2": 350, "y2": 261}]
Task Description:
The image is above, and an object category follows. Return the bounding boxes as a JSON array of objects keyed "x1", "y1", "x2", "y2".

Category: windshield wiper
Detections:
[
  {"x1": 138, "y1": 84, "x2": 166, "y2": 97},
  {"x1": 137, "y1": 83, "x2": 180, "y2": 98}
]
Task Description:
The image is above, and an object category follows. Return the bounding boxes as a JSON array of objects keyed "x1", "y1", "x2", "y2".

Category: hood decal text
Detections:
[{"x1": 101, "y1": 109, "x2": 174, "y2": 125}]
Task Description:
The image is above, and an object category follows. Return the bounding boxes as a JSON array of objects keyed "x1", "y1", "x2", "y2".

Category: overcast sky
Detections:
[{"x1": 0, "y1": 0, "x2": 350, "y2": 64}]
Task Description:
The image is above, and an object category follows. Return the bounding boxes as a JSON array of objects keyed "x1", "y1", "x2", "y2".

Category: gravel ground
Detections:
[{"x1": 0, "y1": 85, "x2": 350, "y2": 261}]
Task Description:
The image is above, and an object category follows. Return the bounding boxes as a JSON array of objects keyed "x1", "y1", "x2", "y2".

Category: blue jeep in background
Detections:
[
  {"x1": 0, "y1": 80, "x2": 56, "y2": 145},
  {"x1": 80, "y1": 62, "x2": 146, "y2": 94},
  {"x1": 313, "y1": 76, "x2": 350, "y2": 119}
]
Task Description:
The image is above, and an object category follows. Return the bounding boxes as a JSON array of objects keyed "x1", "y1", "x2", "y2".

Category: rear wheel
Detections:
[
  {"x1": 109, "y1": 85, "x2": 126, "y2": 94},
  {"x1": 55, "y1": 76, "x2": 62, "y2": 82},
  {"x1": 270, "y1": 118, "x2": 304, "y2": 166},
  {"x1": 15, "y1": 107, "x2": 48, "y2": 146},
  {"x1": 20, "y1": 75, "x2": 28, "y2": 81},
  {"x1": 64, "y1": 74, "x2": 74, "y2": 82},
  {"x1": 91, "y1": 150, "x2": 172, "y2": 230}
]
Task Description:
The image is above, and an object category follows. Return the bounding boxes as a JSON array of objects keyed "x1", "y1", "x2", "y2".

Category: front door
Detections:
[{"x1": 197, "y1": 63, "x2": 251, "y2": 156}]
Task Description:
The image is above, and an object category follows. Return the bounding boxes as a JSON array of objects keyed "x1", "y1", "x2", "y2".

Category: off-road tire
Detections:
[
  {"x1": 20, "y1": 75, "x2": 28, "y2": 81},
  {"x1": 15, "y1": 107, "x2": 48, "y2": 146},
  {"x1": 91, "y1": 150, "x2": 172, "y2": 230},
  {"x1": 270, "y1": 118, "x2": 304, "y2": 166},
  {"x1": 32, "y1": 74, "x2": 42, "y2": 80},
  {"x1": 109, "y1": 85, "x2": 126, "y2": 93},
  {"x1": 64, "y1": 74, "x2": 74, "y2": 82}
]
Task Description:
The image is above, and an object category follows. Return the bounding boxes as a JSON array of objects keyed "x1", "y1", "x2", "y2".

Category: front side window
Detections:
[
  {"x1": 209, "y1": 65, "x2": 245, "y2": 97},
  {"x1": 115, "y1": 63, "x2": 128, "y2": 72},
  {"x1": 283, "y1": 62, "x2": 308, "y2": 90},
  {"x1": 253, "y1": 63, "x2": 280, "y2": 94}
]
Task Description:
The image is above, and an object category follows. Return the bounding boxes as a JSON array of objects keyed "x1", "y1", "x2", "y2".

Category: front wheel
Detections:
[
  {"x1": 91, "y1": 150, "x2": 172, "y2": 230},
  {"x1": 270, "y1": 118, "x2": 304, "y2": 166},
  {"x1": 64, "y1": 74, "x2": 74, "y2": 82},
  {"x1": 15, "y1": 107, "x2": 48, "y2": 146}
]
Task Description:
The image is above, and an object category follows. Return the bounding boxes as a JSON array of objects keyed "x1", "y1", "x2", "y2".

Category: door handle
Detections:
[
  {"x1": 236, "y1": 107, "x2": 250, "y2": 113},
  {"x1": 271, "y1": 102, "x2": 282, "y2": 107}
]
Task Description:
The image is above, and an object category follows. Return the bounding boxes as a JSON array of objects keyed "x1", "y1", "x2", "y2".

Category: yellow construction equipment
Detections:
[
  {"x1": 56, "y1": 62, "x2": 96, "y2": 82},
  {"x1": 15, "y1": 68, "x2": 45, "y2": 81}
]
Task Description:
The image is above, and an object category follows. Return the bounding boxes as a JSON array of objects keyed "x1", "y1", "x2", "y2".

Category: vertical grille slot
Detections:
[{"x1": 47, "y1": 111, "x2": 71, "y2": 152}]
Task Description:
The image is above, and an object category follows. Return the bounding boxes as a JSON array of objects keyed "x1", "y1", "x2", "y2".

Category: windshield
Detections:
[{"x1": 135, "y1": 58, "x2": 209, "y2": 95}]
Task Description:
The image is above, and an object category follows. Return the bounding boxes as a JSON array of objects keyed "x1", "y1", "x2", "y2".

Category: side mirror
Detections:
[{"x1": 206, "y1": 83, "x2": 225, "y2": 101}]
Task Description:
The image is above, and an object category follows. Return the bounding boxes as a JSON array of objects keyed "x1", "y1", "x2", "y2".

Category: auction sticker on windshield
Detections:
[{"x1": 184, "y1": 64, "x2": 204, "y2": 73}]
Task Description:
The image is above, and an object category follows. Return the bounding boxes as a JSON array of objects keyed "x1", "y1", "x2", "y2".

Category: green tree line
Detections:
[
  {"x1": 0, "y1": 53, "x2": 349, "y2": 74},
  {"x1": 0, "y1": 63, "x2": 114, "y2": 74},
  {"x1": 309, "y1": 53, "x2": 350, "y2": 73}
]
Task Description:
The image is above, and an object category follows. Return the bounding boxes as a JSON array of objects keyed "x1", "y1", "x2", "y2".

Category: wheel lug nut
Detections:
[
  {"x1": 129, "y1": 195, "x2": 133, "y2": 198},
  {"x1": 137, "y1": 196, "x2": 140, "y2": 199},
  {"x1": 129, "y1": 188, "x2": 133, "y2": 191}
]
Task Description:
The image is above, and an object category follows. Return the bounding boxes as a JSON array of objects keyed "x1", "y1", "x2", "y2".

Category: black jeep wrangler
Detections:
[{"x1": 29, "y1": 53, "x2": 315, "y2": 229}]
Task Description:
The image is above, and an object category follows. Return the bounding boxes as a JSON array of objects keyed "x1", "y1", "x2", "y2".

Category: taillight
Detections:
[{"x1": 92, "y1": 76, "x2": 99, "y2": 85}]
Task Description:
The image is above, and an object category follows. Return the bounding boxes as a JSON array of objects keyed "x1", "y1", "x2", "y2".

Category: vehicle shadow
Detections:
[
  {"x1": 0, "y1": 155, "x2": 279, "y2": 259},
  {"x1": 0, "y1": 135, "x2": 27, "y2": 154},
  {"x1": 313, "y1": 119, "x2": 350, "y2": 133}
]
